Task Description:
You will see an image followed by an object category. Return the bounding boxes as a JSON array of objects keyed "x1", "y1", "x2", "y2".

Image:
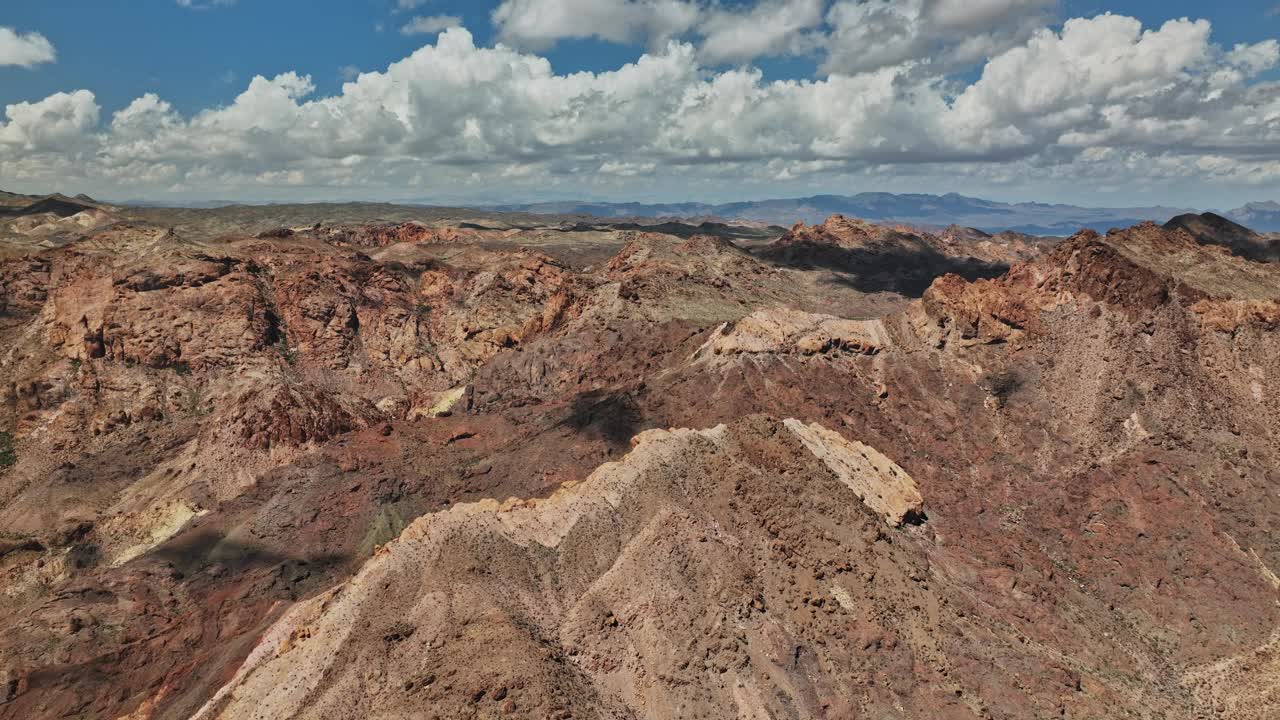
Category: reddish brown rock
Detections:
[{"x1": 2, "y1": 212, "x2": 1280, "y2": 720}]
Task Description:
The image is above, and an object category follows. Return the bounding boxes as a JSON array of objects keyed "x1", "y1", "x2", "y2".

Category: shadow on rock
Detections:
[
  {"x1": 565, "y1": 389, "x2": 645, "y2": 449},
  {"x1": 758, "y1": 241, "x2": 1008, "y2": 297},
  {"x1": 151, "y1": 529, "x2": 348, "y2": 578}
]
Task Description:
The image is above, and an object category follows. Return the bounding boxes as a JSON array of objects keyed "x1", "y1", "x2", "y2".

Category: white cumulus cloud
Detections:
[
  {"x1": 401, "y1": 15, "x2": 463, "y2": 35},
  {"x1": 0, "y1": 90, "x2": 98, "y2": 150},
  {"x1": 1, "y1": 14, "x2": 1279, "y2": 205},
  {"x1": 0, "y1": 27, "x2": 56, "y2": 68},
  {"x1": 492, "y1": 0, "x2": 700, "y2": 51},
  {"x1": 697, "y1": 0, "x2": 826, "y2": 65},
  {"x1": 821, "y1": 0, "x2": 1055, "y2": 76},
  {"x1": 490, "y1": 0, "x2": 1057, "y2": 71}
]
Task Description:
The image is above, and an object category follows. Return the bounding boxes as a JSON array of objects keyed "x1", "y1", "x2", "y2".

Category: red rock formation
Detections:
[{"x1": 2, "y1": 213, "x2": 1279, "y2": 720}]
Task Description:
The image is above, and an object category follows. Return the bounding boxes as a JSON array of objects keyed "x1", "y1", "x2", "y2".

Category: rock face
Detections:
[
  {"x1": 783, "y1": 418, "x2": 924, "y2": 527},
  {"x1": 3, "y1": 210, "x2": 1280, "y2": 720},
  {"x1": 916, "y1": 221, "x2": 1280, "y2": 348},
  {"x1": 699, "y1": 308, "x2": 889, "y2": 358},
  {"x1": 192, "y1": 418, "x2": 940, "y2": 720}
]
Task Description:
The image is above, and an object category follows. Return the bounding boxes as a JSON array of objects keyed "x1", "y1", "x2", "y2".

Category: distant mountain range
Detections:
[
  {"x1": 0, "y1": 191, "x2": 112, "y2": 216},
  {"x1": 491, "y1": 193, "x2": 1280, "y2": 235},
  {"x1": 8, "y1": 189, "x2": 1280, "y2": 235},
  {"x1": 1226, "y1": 201, "x2": 1280, "y2": 233}
]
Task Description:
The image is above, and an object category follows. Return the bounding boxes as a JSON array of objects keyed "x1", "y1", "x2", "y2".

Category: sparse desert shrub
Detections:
[
  {"x1": 275, "y1": 329, "x2": 298, "y2": 366},
  {"x1": 182, "y1": 387, "x2": 209, "y2": 417},
  {"x1": 0, "y1": 432, "x2": 16, "y2": 470},
  {"x1": 359, "y1": 503, "x2": 410, "y2": 557},
  {"x1": 980, "y1": 368, "x2": 1022, "y2": 402}
]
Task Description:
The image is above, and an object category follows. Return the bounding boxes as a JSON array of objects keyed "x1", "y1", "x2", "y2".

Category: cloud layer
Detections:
[
  {"x1": 488, "y1": 0, "x2": 1058, "y2": 73},
  {"x1": 2, "y1": 7, "x2": 1279, "y2": 204}
]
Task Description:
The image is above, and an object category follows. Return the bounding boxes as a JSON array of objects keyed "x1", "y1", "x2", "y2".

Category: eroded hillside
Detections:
[{"x1": 1, "y1": 209, "x2": 1277, "y2": 720}]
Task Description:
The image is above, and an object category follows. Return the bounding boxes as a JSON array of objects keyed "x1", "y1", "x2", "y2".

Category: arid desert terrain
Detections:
[{"x1": 1, "y1": 192, "x2": 1279, "y2": 719}]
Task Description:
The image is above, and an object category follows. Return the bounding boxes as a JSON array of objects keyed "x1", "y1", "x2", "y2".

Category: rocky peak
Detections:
[
  {"x1": 915, "y1": 220, "x2": 1280, "y2": 348},
  {"x1": 1164, "y1": 211, "x2": 1278, "y2": 262}
]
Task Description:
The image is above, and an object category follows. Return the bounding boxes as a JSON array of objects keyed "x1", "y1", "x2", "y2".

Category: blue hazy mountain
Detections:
[
  {"x1": 1225, "y1": 201, "x2": 1280, "y2": 232},
  {"x1": 490, "y1": 192, "x2": 1199, "y2": 235}
]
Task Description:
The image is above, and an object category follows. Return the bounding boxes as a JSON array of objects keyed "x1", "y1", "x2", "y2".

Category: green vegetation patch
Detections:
[
  {"x1": 357, "y1": 503, "x2": 412, "y2": 558},
  {"x1": 0, "y1": 432, "x2": 16, "y2": 470}
]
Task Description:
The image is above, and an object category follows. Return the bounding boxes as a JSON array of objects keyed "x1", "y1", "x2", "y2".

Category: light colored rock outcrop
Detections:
[
  {"x1": 700, "y1": 308, "x2": 889, "y2": 360},
  {"x1": 783, "y1": 418, "x2": 924, "y2": 526}
]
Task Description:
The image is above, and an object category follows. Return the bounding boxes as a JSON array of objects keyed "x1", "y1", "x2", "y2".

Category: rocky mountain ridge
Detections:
[{"x1": 1, "y1": 208, "x2": 1278, "y2": 719}]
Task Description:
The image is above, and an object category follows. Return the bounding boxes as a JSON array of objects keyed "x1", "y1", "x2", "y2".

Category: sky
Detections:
[{"x1": 1, "y1": 0, "x2": 1279, "y2": 208}]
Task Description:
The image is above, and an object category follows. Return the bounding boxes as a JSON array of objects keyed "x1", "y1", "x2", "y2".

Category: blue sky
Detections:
[
  {"x1": 2, "y1": 1, "x2": 1279, "y2": 207},
  {"x1": 3, "y1": 1, "x2": 1277, "y2": 116},
  {"x1": 0, "y1": 0, "x2": 834, "y2": 114}
]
